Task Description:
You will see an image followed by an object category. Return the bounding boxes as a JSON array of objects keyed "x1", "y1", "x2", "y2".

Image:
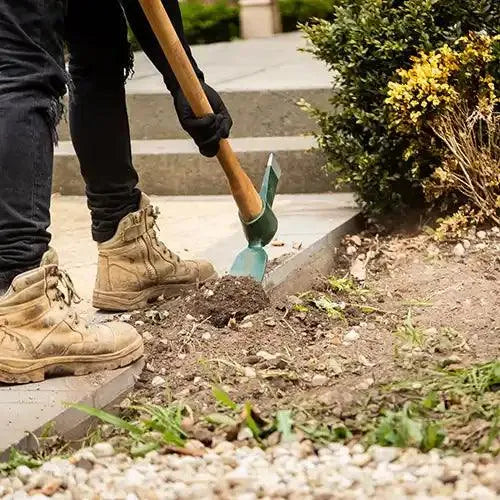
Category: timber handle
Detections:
[{"x1": 138, "y1": 0, "x2": 263, "y2": 221}]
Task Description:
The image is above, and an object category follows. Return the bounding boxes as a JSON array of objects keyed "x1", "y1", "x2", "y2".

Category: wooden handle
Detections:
[{"x1": 138, "y1": 0, "x2": 263, "y2": 221}]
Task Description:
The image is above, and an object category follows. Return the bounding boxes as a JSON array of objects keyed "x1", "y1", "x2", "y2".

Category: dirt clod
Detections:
[{"x1": 190, "y1": 276, "x2": 270, "y2": 327}]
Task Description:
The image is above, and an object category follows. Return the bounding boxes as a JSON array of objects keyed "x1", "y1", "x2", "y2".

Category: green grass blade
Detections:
[
  {"x1": 68, "y1": 403, "x2": 142, "y2": 435},
  {"x1": 212, "y1": 385, "x2": 238, "y2": 410}
]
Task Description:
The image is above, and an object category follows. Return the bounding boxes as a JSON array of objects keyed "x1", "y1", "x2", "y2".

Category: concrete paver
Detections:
[
  {"x1": 128, "y1": 32, "x2": 331, "y2": 93},
  {"x1": 50, "y1": 193, "x2": 357, "y2": 309}
]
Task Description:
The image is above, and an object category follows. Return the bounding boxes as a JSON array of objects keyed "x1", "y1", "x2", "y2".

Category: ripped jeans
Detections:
[{"x1": 0, "y1": 0, "x2": 201, "y2": 289}]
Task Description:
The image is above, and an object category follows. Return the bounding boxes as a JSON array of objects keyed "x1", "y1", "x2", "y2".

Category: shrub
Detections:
[
  {"x1": 302, "y1": 0, "x2": 499, "y2": 215},
  {"x1": 387, "y1": 33, "x2": 499, "y2": 230},
  {"x1": 129, "y1": 0, "x2": 239, "y2": 50},
  {"x1": 181, "y1": 0, "x2": 239, "y2": 45},
  {"x1": 279, "y1": 0, "x2": 333, "y2": 32}
]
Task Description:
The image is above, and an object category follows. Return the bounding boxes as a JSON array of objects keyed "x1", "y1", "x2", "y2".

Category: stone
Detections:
[
  {"x1": 151, "y1": 376, "x2": 166, "y2": 387},
  {"x1": 225, "y1": 466, "x2": 251, "y2": 486},
  {"x1": 453, "y1": 243, "x2": 466, "y2": 257},
  {"x1": 344, "y1": 329, "x2": 360, "y2": 342},
  {"x1": 241, "y1": 322, "x2": 254, "y2": 329},
  {"x1": 491, "y1": 226, "x2": 499, "y2": 234},
  {"x1": 202, "y1": 332, "x2": 212, "y2": 340},
  {"x1": 14, "y1": 465, "x2": 32, "y2": 483},
  {"x1": 477, "y1": 230, "x2": 487, "y2": 239},
  {"x1": 370, "y1": 446, "x2": 400, "y2": 463},
  {"x1": 311, "y1": 374, "x2": 329, "y2": 387},
  {"x1": 351, "y1": 453, "x2": 371, "y2": 467},
  {"x1": 346, "y1": 245, "x2": 357, "y2": 256},
  {"x1": 244, "y1": 366, "x2": 257, "y2": 378},
  {"x1": 351, "y1": 235, "x2": 362, "y2": 246},
  {"x1": 328, "y1": 358, "x2": 343, "y2": 375},
  {"x1": 462, "y1": 239, "x2": 471, "y2": 249},
  {"x1": 142, "y1": 331, "x2": 153, "y2": 342},
  {"x1": 237, "y1": 427, "x2": 254, "y2": 441},
  {"x1": 93, "y1": 442, "x2": 115, "y2": 458}
]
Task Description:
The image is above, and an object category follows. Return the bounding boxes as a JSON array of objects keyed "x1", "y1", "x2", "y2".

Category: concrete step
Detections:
[
  {"x1": 56, "y1": 88, "x2": 330, "y2": 141},
  {"x1": 53, "y1": 136, "x2": 334, "y2": 196}
]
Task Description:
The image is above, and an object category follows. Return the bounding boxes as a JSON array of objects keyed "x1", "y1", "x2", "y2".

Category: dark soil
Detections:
[
  {"x1": 188, "y1": 276, "x2": 269, "y2": 327},
  {"x1": 125, "y1": 226, "x2": 499, "y2": 448}
]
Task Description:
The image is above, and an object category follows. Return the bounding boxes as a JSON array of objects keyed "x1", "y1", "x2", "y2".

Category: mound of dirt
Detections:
[{"x1": 189, "y1": 276, "x2": 270, "y2": 327}]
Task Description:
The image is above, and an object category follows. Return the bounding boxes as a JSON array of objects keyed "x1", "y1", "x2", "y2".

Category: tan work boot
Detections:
[
  {"x1": 93, "y1": 194, "x2": 217, "y2": 311},
  {"x1": 0, "y1": 249, "x2": 143, "y2": 384}
]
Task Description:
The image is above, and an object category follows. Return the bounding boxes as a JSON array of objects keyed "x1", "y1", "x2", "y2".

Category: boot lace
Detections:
[
  {"x1": 147, "y1": 207, "x2": 181, "y2": 263},
  {"x1": 54, "y1": 269, "x2": 82, "y2": 307}
]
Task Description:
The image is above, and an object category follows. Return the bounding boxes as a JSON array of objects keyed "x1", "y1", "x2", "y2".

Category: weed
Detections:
[
  {"x1": 298, "y1": 423, "x2": 352, "y2": 444},
  {"x1": 69, "y1": 401, "x2": 188, "y2": 456},
  {"x1": 0, "y1": 449, "x2": 42, "y2": 473},
  {"x1": 369, "y1": 403, "x2": 446, "y2": 451},
  {"x1": 394, "y1": 310, "x2": 426, "y2": 347}
]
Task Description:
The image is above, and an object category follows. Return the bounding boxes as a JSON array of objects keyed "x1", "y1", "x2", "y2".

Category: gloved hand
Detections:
[{"x1": 173, "y1": 82, "x2": 233, "y2": 157}]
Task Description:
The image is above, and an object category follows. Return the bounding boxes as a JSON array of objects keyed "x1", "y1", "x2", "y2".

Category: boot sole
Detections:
[
  {"x1": 92, "y1": 273, "x2": 218, "y2": 312},
  {"x1": 0, "y1": 337, "x2": 144, "y2": 385}
]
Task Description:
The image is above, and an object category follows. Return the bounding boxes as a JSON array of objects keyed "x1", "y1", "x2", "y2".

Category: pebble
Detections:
[
  {"x1": 151, "y1": 376, "x2": 166, "y2": 387},
  {"x1": 453, "y1": 243, "x2": 466, "y2": 257},
  {"x1": 476, "y1": 230, "x2": 487, "y2": 239},
  {"x1": 1, "y1": 443, "x2": 497, "y2": 499},
  {"x1": 311, "y1": 374, "x2": 329, "y2": 387},
  {"x1": 346, "y1": 245, "x2": 357, "y2": 256},
  {"x1": 344, "y1": 329, "x2": 360, "y2": 342},
  {"x1": 142, "y1": 331, "x2": 153, "y2": 341},
  {"x1": 93, "y1": 442, "x2": 115, "y2": 458},
  {"x1": 462, "y1": 239, "x2": 471, "y2": 249},
  {"x1": 201, "y1": 332, "x2": 211, "y2": 341}
]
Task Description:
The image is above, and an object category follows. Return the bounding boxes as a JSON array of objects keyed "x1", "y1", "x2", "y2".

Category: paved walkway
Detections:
[
  {"x1": 51, "y1": 193, "x2": 357, "y2": 310},
  {"x1": 127, "y1": 32, "x2": 331, "y2": 93}
]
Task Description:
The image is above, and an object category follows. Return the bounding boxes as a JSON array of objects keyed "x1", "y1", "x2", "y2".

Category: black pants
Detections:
[{"x1": 0, "y1": 0, "x2": 202, "y2": 289}]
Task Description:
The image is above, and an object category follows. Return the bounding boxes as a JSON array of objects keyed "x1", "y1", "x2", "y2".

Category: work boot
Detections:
[
  {"x1": 0, "y1": 249, "x2": 144, "y2": 384},
  {"x1": 93, "y1": 194, "x2": 217, "y2": 311}
]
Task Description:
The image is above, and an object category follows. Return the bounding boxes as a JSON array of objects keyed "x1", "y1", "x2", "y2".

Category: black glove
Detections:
[{"x1": 173, "y1": 82, "x2": 233, "y2": 158}]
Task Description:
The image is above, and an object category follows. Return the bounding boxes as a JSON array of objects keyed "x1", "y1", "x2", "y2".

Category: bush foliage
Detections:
[
  {"x1": 279, "y1": 0, "x2": 333, "y2": 32},
  {"x1": 302, "y1": 0, "x2": 499, "y2": 215}
]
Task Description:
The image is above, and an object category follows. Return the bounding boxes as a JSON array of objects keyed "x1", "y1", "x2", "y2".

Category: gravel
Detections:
[{"x1": 1, "y1": 442, "x2": 498, "y2": 499}]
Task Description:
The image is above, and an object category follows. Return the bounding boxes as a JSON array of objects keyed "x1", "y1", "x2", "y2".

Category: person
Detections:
[{"x1": 0, "y1": 0, "x2": 232, "y2": 384}]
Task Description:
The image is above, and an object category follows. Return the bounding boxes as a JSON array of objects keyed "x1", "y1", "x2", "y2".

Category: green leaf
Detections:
[
  {"x1": 422, "y1": 423, "x2": 446, "y2": 451},
  {"x1": 67, "y1": 403, "x2": 142, "y2": 435},
  {"x1": 276, "y1": 410, "x2": 295, "y2": 442},
  {"x1": 244, "y1": 402, "x2": 262, "y2": 439},
  {"x1": 130, "y1": 442, "x2": 160, "y2": 458},
  {"x1": 212, "y1": 385, "x2": 238, "y2": 410}
]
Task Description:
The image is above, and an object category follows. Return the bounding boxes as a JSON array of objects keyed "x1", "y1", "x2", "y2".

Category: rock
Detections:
[
  {"x1": 151, "y1": 376, "x2": 166, "y2": 387},
  {"x1": 462, "y1": 239, "x2": 471, "y2": 249},
  {"x1": 244, "y1": 366, "x2": 257, "y2": 378},
  {"x1": 202, "y1": 332, "x2": 212, "y2": 340},
  {"x1": 93, "y1": 442, "x2": 115, "y2": 458},
  {"x1": 237, "y1": 427, "x2": 254, "y2": 441},
  {"x1": 351, "y1": 453, "x2": 372, "y2": 467},
  {"x1": 370, "y1": 446, "x2": 400, "y2": 463},
  {"x1": 120, "y1": 314, "x2": 132, "y2": 321},
  {"x1": 271, "y1": 240, "x2": 285, "y2": 247},
  {"x1": 15, "y1": 465, "x2": 32, "y2": 483},
  {"x1": 357, "y1": 378, "x2": 374, "y2": 390},
  {"x1": 477, "y1": 230, "x2": 487, "y2": 239},
  {"x1": 256, "y1": 350, "x2": 277, "y2": 361},
  {"x1": 185, "y1": 440, "x2": 206, "y2": 452},
  {"x1": 346, "y1": 245, "x2": 357, "y2": 256},
  {"x1": 186, "y1": 314, "x2": 196, "y2": 321},
  {"x1": 351, "y1": 235, "x2": 362, "y2": 246},
  {"x1": 225, "y1": 466, "x2": 251, "y2": 486},
  {"x1": 344, "y1": 329, "x2": 360, "y2": 342},
  {"x1": 263, "y1": 318, "x2": 277, "y2": 327},
  {"x1": 142, "y1": 331, "x2": 153, "y2": 341},
  {"x1": 476, "y1": 243, "x2": 487, "y2": 250},
  {"x1": 311, "y1": 374, "x2": 329, "y2": 387},
  {"x1": 241, "y1": 322, "x2": 254, "y2": 329},
  {"x1": 328, "y1": 358, "x2": 343, "y2": 375},
  {"x1": 453, "y1": 243, "x2": 466, "y2": 257},
  {"x1": 135, "y1": 320, "x2": 145, "y2": 326},
  {"x1": 213, "y1": 441, "x2": 235, "y2": 454},
  {"x1": 491, "y1": 226, "x2": 499, "y2": 234}
]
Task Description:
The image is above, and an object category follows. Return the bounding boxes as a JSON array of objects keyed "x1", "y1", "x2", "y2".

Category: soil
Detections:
[
  {"x1": 188, "y1": 276, "x2": 270, "y2": 327},
  {"x1": 124, "y1": 225, "x2": 499, "y2": 448}
]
